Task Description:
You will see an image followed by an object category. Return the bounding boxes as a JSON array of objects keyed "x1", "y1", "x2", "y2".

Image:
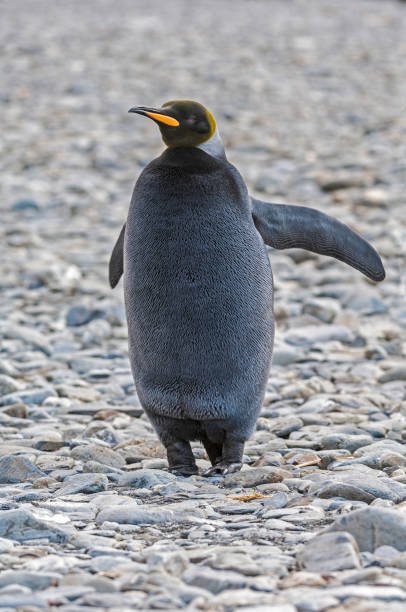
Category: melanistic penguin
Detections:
[{"x1": 109, "y1": 100, "x2": 385, "y2": 476}]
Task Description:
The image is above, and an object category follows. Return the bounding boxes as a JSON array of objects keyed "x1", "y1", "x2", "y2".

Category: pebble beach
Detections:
[{"x1": 1, "y1": 0, "x2": 406, "y2": 610}]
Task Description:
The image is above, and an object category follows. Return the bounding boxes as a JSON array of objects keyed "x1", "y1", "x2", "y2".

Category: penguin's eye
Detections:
[
  {"x1": 185, "y1": 115, "x2": 197, "y2": 127},
  {"x1": 195, "y1": 120, "x2": 209, "y2": 134}
]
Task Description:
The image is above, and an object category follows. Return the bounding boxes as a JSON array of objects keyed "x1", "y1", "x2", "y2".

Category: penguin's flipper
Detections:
[
  {"x1": 109, "y1": 224, "x2": 126, "y2": 288},
  {"x1": 251, "y1": 198, "x2": 385, "y2": 282}
]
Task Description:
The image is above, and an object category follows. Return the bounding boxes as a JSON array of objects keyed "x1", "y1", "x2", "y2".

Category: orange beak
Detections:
[{"x1": 128, "y1": 106, "x2": 179, "y2": 127}]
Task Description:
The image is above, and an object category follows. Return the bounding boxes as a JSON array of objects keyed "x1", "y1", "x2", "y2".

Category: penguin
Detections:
[{"x1": 109, "y1": 100, "x2": 385, "y2": 477}]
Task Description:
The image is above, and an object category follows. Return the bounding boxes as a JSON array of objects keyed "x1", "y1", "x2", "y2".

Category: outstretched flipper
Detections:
[
  {"x1": 109, "y1": 224, "x2": 125, "y2": 288},
  {"x1": 251, "y1": 198, "x2": 385, "y2": 282}
]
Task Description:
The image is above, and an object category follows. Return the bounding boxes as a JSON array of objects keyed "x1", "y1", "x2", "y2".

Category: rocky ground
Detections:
[{"x1": 1, "y1": 0, "x2": 406, "y2": 610}]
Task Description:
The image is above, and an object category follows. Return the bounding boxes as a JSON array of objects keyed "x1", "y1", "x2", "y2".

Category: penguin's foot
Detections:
[
  {"x1": 202, "y1": 461, "x2": 242, "y2": 477},
  {"x1": 169, "y1": 465, "x2": 199, "y2": 477},
  {"x1": 166, "y1": 440, "x2": 198, "y2": 478},
  {"x1": 202, "y1": 437, "x2": 245, "y2": 476},
  {"x1": 201, "y1": 436, "x2": 223, "y2": 466}
]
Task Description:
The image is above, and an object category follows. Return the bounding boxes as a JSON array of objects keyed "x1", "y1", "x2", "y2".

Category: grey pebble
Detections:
[
  {"x1": 55, "y1": 473, "x2": 108, "y2": 496},
  {"x1": 118, "y1": 468, "x2": 175, "y2": 488},
  {"x1": 96, "y1": 504, "x2": 180, "y2": 526},
  {"x1": 297, "y1": 532, "x2": 361, "y2": 572},
  {"x1": 182, "y1": 566, "x2": 247, "y2": 594},
  {"x1": 222, "y1": 467, "x2": 285, "y2": 488},
  {"x1": 0, "y1": 507, "x2": 75, "y2": 543},
  {"x1": 325, "y1": 507, "x2": 406, "y2": 552},
  {"x1": 284, "y1": 325, "x2": 355, "y2": 346},
  {"x1": 70, "y1": 443, "x2": 126, "y2": 469},
  {"x1": 0, "y1": 455, "x2": 45, "y2": 484},
  {"x1": 0, "y1": 388, "x2": 57, "y2": 407},
  {"x1": 0, "y1": 570, "x2": 59, "y2": 591}
]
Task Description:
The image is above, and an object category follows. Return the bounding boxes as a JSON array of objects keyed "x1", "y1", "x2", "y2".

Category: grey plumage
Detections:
[
  {"x1": 251, "y1": 198, "x2": 385, "y2": 282},
  {"x1": 123, "y1": 147, "x2": 274, "y2": 474},
  {"x1": 109, "y1": 100, "x2": 385, "y2": 476}
]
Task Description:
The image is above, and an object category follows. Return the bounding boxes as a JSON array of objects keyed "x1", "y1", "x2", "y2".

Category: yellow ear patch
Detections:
[
  {"x1": 206, "y1": 109, "x2": 216, "y2": 138},
  {"x1": 198, "y1": 108, "x2": 216, "y2": 144},
  {"x1": 145, "y1": 112, "x2": 179, "y2": 127}
]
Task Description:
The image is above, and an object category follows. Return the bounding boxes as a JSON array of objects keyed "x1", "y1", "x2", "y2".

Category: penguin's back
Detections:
[{"x1": 124, "y1": 147, "x2": 273, "y2": 429}]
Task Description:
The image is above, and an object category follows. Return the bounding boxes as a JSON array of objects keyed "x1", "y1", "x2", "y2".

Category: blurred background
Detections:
[{"x1": 1, "y1": 0, "x2": 406, "y2": 360}]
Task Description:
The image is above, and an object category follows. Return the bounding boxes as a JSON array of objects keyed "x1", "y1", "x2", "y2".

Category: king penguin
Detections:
[{"x1": 109, "y1": 100, "x2": 385, "y2": 476}]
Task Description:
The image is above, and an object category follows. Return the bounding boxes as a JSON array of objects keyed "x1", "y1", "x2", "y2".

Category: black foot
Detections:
[
  {"x1": 202, "y1": 437, "x2": 245, "y2": 476},
  {"x1": 202, "y1": 461, "x2": 242, "y2": 477},
  {"x1": 169, "y1": 465, "x2": 199, "y2": 477},
  {"x1": 166, "y1": 440, "x2": 198, "y2": 477},
  {"x1": 201, "y1": 436, "x2": 223, "y2": 466}
]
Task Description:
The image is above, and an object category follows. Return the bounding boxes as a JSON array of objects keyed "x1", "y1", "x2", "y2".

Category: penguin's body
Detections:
[{"x1": 110, "y1": 100, "x2": 385, "y2": 476}]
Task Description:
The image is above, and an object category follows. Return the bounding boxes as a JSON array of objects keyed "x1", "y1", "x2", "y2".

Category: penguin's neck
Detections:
[{"x1": 197, "y1": 127, "x2": 226, "y2": 160}]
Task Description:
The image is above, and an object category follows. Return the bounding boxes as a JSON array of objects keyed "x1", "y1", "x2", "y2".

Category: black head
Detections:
[{"x1": 128, "y1": 99, "x2": 216, "y2": 147}]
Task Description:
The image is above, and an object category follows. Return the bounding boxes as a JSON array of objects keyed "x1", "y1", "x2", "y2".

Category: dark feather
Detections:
[
  {"x1": 251, "y1": 198, "x2": 385, "y2": 282},
  {"x1": 109, "y1": 224, "x2": 125, "y2": 288}
]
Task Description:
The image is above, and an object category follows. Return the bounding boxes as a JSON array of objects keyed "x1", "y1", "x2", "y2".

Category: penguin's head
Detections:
[{"x1": 128, "y1": 100, "x2": 216, "y2": 148}]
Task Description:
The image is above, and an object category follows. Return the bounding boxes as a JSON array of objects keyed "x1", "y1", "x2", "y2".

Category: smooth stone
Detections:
[
  {"x1": 355, "y1": 440, "x2": 406, "y2": 458},
  {"x1": 0, "y1": 455, "x2": 45, "y2": 484},
  {"x1": 0, "y1": 507, "x2": 75, "y2": 542},
  {"x1": 318, "y1": 174, "x2": 366, "y2": 191},
  {"x1": 1, "y1": 403, "x2": 28, "y2": 418},
  {"x1": 297, "y1": 532, "x2": 361, "y2": 572},
  {"x1": 118, "y1": 468, "x2": 176, "y2": 488},
  {"x1": 0, "y1": 360, "x2": 18, "y2": 376},
  {"x1": 56, "y1": 384, "x2": 101, "y2": 403},
  {"x1": 60, "y1": 574, "x2": 118, "y2": 593},
  {"x1": 3, "y1": 325, "x2": 51, "y2": 356},
  {"x1": 55, "y1": 473, "x2": 108, "y2": 496},
  {"x1": 14, "y1": 490, "x2": 52, "y2": 503},
  {"x1": 209, "y1": 551, "x2": 261, "y2": 576},
  {"x1": 320, "y1": 433, "x2": 372, "y2": 452},
  {"x1": 272, "y1": 343, "x2": 302, "y2": 366},
  {"x1": 308, "y1": 470, "x2": 406, "y2": 503},
  {"x1": 268, "y1": 417, "x2": 304, "y2": 438},
  {"x1": 222, "y1": 467, "x2": 285, "y2": 488},
  {"x1": 66, "y1": 305, "x2": 104, "y2": 327},
  {"x1": 81, "y1": 592, "x2": 145, "y2": 608},
  {"x1": 143, "y1": 548, "x2": 189, "y2": 576},
  {"x1": 343, "y1": 291, "x2": 388, "y2": 316},
  {"x1": 0, "y1": 570, "x2": 59, "y2": 590},
  {"x1": 39, "y1": 500, "x2": 97, "y2": 522},
  {"x1": 358, "y1": 188, "x2": 388, "y2": 206},
  {"x1": 158, "y1": 480, "x2": 200, "y2": 496},
  {"x1": 0, "y1": 374, "x2": 24, "y2": 395},
  {"x1": 321, "y1": 584, "x2": 406, "y2": 602},
  {"x1": 33, "y1": 441, "x2": 68, "y2": 452},
  {"x1": 216, "y1": 503, "x2": 261, "y2": 515},
  {"x1": 0, "y1": 387, "x2": 57, "y2": 407},
  {"x1": 37, "y1": 585, "x2": 95, "y2": 603},
  {"x1": 316, "y1": 483, "x2": 375, "y2": 503},
  {"x1": 0, "y1": 536, "x2": 14, "y2": 553},
  {"x1": 83, "y1": 422, "x2": 120, "y2": 446},
  {"x1": 182, "y1": 566, "x2": 247, "y2": 594},
  {"x1": 71, "y1": 443, "x2": 126, "y2": 468},
  {"x1": 284, "y1": 325, "x2": 354, "y2": 346},
  {"x1": 82, "y1": 460, "x2": 123, "y2": 476},
  {"x1": 379, "y1": 367, "x2": 406, "y2": 383},
  {"x1": 0, "y1": 594, "x2": 47, "y2": 608},
  {"x1": 302, "y1": 298, "x2": 340, "y2": 323},
  {"x1": 325, "y1": 507, "x2": 406, "y2": 552},
  {"x1": 97, "y1": 504, "x2": 180, "y2": 526},
  {"x1": 11, "y1": 199, "x2": 40, "y2": 211},
  {"x1": 261, "y1": 492, "x2": 289, "y2": 508},
  {"x1": 141, "y1": 458, "x2": 168, "y2": 470}
]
